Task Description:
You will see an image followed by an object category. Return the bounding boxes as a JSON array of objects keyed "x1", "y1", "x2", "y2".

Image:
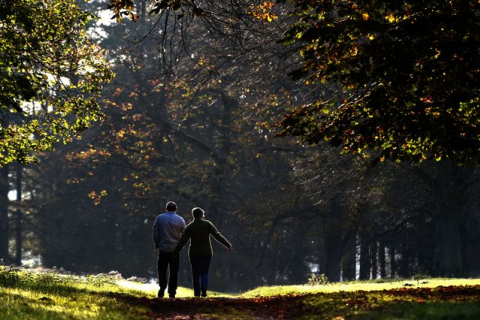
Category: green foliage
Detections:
[
  {"x1": 0, "y1": 267, "x2": 118, "y2": 295},
  {"x1": 0, "y1": 267, "x2": 20, "y2": 287},
  {"x1": 0, "y1": 0, "x2": 113, "y2": 166},
  {"x1": 307, "y1": 273, "x2": 329, "y2": 286},
  {"x1": 279, "y1": 0, "x2": 480, "y2": 165}
]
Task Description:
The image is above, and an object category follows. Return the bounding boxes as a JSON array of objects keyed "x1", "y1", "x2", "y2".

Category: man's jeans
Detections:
[
  {"x1": 189, "y1": 255, "x2": 212, "y2": 296},
  {"x1": 157, "y1": 252, "x2": 180, "y2": 297}
]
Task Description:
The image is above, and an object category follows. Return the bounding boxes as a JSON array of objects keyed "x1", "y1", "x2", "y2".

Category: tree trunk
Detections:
[
  {"x1": 398, "y1": 239, "x2": 410, "y2": 278},
  {"x1": 0, "y1": 165, "x2": 10, "y2": 262},
  {"x1": 341, "y1": 238, "x2": 356, "y2": 281},
  {"x1": 323, "y1": 200, "x2": 356, "y2": 282},
  {"x1": 208, "y1": 93, "x2": 234, "y2": 229},
  {"x1": 359, "y1": 232, "x2": 370, "y2": 280},
  {"x1": 378, "y1": 240, "x2": 386, "y2": 278},
  {"x1": 389, "y1": 246, "x2": 396, "y2": 278},
  {"x1": 15, "y1": 164, "x2": 22, "y2": 266},
  {"x1": 370, "y1": 241, "x2": 378, "y2": 279},
  {"x1": 433, "y1": 161, "x2": 467, "y2": 277},
  {"x1": 464, "y1": 200, "x2": 480, "y2": 277},
  {"x1": 324, "y1": 233, "x2": 342, "y2": 282}
]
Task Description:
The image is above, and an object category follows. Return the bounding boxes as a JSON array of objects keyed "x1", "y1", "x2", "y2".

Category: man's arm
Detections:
[
  {"x1": 152, "y1": 217, "x2": 160, "y2": 248},
  {"x1": 173, "y1": 227, "x2": 190, "y2": 256},
  {"x1": 209, "y1": 222, "x2": 232, "y2": 250},
  {"x1": 180, "y1": 218, "x2": 186, "y2": 235}
]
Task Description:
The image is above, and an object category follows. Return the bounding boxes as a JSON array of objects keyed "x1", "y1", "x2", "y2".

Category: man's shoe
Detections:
[
  {"x1": 201, "y1": 289, "x2": 207, "y2": 297},
  {"x1": 158, "y1": 289, "x2": 165, "y2": 298},
  {"x1": 169, "y1": 295, "x2": 175, "y2": 299}
]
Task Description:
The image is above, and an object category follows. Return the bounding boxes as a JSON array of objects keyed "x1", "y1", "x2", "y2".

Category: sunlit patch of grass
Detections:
[
  {"x1": 115, "y1": 279, "x2": 233, "y2": 298},
  {"x1": 239, "y1": 278, "x2": 480, "y2": 298},
  {"x1": 0, "y1": 287, "x2": 150, "y2": 319},
  {"x1": 0, "y1": 267, "x2": 149, "y2": 319}
]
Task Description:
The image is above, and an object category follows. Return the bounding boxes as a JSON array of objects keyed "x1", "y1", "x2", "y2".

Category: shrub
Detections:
[{"x1": 307, "y1": 273, "x2": 328, "y2": 286}]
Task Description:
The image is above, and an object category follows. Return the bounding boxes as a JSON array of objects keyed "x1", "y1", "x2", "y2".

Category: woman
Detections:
[{"x1": 173, "y1": 207, "x2": 232, "y2": 297}]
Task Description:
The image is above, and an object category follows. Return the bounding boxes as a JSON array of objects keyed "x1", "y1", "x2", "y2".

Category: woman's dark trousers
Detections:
[
  {"x1": 157, "y1": 252, "x2": 180, "y2": 298},
  {"x1": 189, "y1": 255, "x2": 212, "y2": 297}
]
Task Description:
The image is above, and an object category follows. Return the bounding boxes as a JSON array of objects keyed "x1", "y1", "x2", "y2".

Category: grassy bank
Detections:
[
  {"x1": 0, "y1": 266, "x2": 152, "y2": 319},
  {"x1": 2, "y1": 266, "x2": 480, "y2": 319}
]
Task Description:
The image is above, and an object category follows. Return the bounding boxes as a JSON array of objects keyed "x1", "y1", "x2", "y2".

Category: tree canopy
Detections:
[
  {"x1": 0, "y1": 0, "x2": 113, "y2": 166},
  {"x1": 278, "y1": 0, "x2": 480, "y2": 165},
  {"x1": 110, "y1": 0, "x2": 480, "y2": 165}
]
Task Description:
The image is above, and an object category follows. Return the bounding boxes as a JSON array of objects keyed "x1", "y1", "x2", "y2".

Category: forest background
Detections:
[{"x1": 1, "y1": 0, "x2": 480, "y2": 293}]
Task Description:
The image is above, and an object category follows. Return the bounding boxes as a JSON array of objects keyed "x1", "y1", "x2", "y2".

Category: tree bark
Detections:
[
  {"x1": 341, "y1": 237, "x2": 356, "y2": 281},
  {"x1": 15, "y1": 164, "x2": 22, "y2": 266},
  {"x1": 359, "y1": 232, "x2": 370, "y2": 280},
  {"x1": 398, "y1": 238, "x2": 410, "y2": 278},
  {"x1": 324, "y1": 232, "x2": 343, "y2": 282},
  {"x1": 0, "y1": 165, "x2": 10, "y2": 262},
  {"x1": 378, "y1": 240, "x2": 386, "y2": 278},
  {"x1": 370, "y1": 241, "x2": 378, "y2": 279},
  {"x1": 432, "y1": 161, "x2": 467, "y2": 277},
  {"x1": 464, "y1": 198, "x2": 480, "y2": 277},
  {"x1": 389, "y1": 246, "x2": 396, "y2": 278}
]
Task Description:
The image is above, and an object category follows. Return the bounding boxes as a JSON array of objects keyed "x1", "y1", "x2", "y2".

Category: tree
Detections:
[
  {"x1": 0, "y1": 0, "x2": 113, "y2": 166},
  {"x1": 109, "y1": 1, "x2": 480, "y2": 164},
  {"x1": 279, "y1": 0, "x2": 480, "y2": 165},
  {"x1": 27, "y1": 0, "x2": 324, "y2": 290},
  {"x1": 0, "y1": 165, "x2": 9, "y2": 261}
]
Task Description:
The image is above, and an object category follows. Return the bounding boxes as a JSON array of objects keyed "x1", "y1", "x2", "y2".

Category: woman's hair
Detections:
[{"x1": 192, "y1": 207, "x2": 205, "y2": 219}]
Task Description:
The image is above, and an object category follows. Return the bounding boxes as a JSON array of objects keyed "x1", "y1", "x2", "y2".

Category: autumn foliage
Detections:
[{"x1": 279, "y1": 0, "x2": 480, "y2": 165}]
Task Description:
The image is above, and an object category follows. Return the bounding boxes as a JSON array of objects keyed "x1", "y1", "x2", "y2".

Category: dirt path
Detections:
[
  {"x1": 129, "y1": 285, "x2": 480, "y2": 320},
  {"x1": 134, "y1": 295, "x2": 303, "y2": 320}
]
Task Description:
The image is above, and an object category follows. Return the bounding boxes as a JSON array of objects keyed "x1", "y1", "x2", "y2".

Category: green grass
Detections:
[
  {"x1": 0, "y1": 266, "x2": 151, "y2": 319},
  {"x1": 239, "y1": 278, "x2": 480, "y2": 297},
  {"x1": 2, "y1": 267, "x2": 480, "y2": 319},
  {"x1": 236, "y1": 279, "x2": 480, "y2": 319}
]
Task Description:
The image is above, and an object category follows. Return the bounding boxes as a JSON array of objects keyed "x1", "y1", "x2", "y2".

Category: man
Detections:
[
  {"x1": 173, "y1": 207, "x2": 232, "y2": 297},
  {"x1": 152, "y1": 201, "x2": 186, "y2": 298}
]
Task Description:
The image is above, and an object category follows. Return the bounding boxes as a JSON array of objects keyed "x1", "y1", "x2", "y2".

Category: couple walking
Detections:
[{"x1": 152, "y1": 201, "x2": 232, "y2": 298}]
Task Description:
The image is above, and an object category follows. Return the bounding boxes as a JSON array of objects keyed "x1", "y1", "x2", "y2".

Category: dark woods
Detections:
[{"x1": 1, "y1": 0, "x2": 480, "y2": 293}]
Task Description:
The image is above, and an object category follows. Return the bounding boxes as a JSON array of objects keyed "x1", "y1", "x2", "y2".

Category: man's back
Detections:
[{"x1": 153, "y1": 212, "x2": 186, "y2": 252}]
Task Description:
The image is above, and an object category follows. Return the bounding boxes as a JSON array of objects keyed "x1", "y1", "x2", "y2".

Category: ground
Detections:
[
  {"x1": 2, "y1": 267, "x2": 480, "y2": 319},
  {"x1": 123, "y1": 280, "x2": 480, "y2": 319}
]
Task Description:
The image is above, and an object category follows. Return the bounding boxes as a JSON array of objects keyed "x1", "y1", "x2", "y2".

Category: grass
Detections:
[
  {"x1": 240, "y1": 278, "x2": 480, "y2": 297},
  {"x1": 1, "y1": 266, "x2": 480, "y2": 319},
  {"x1": 0, "y1": 266, "x2": 152, "y2": 319},
  {"x1": 237, "y1": 279, "x2": 480, "y2": 319}
]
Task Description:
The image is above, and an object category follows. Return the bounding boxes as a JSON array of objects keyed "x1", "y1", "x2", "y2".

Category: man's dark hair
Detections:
[
  {"x1": 166, "y1": 201, "x2": 177, "y2": 212},
  {"x1": 192, "y1": 207, "x2": 204, "y2": 219}
]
